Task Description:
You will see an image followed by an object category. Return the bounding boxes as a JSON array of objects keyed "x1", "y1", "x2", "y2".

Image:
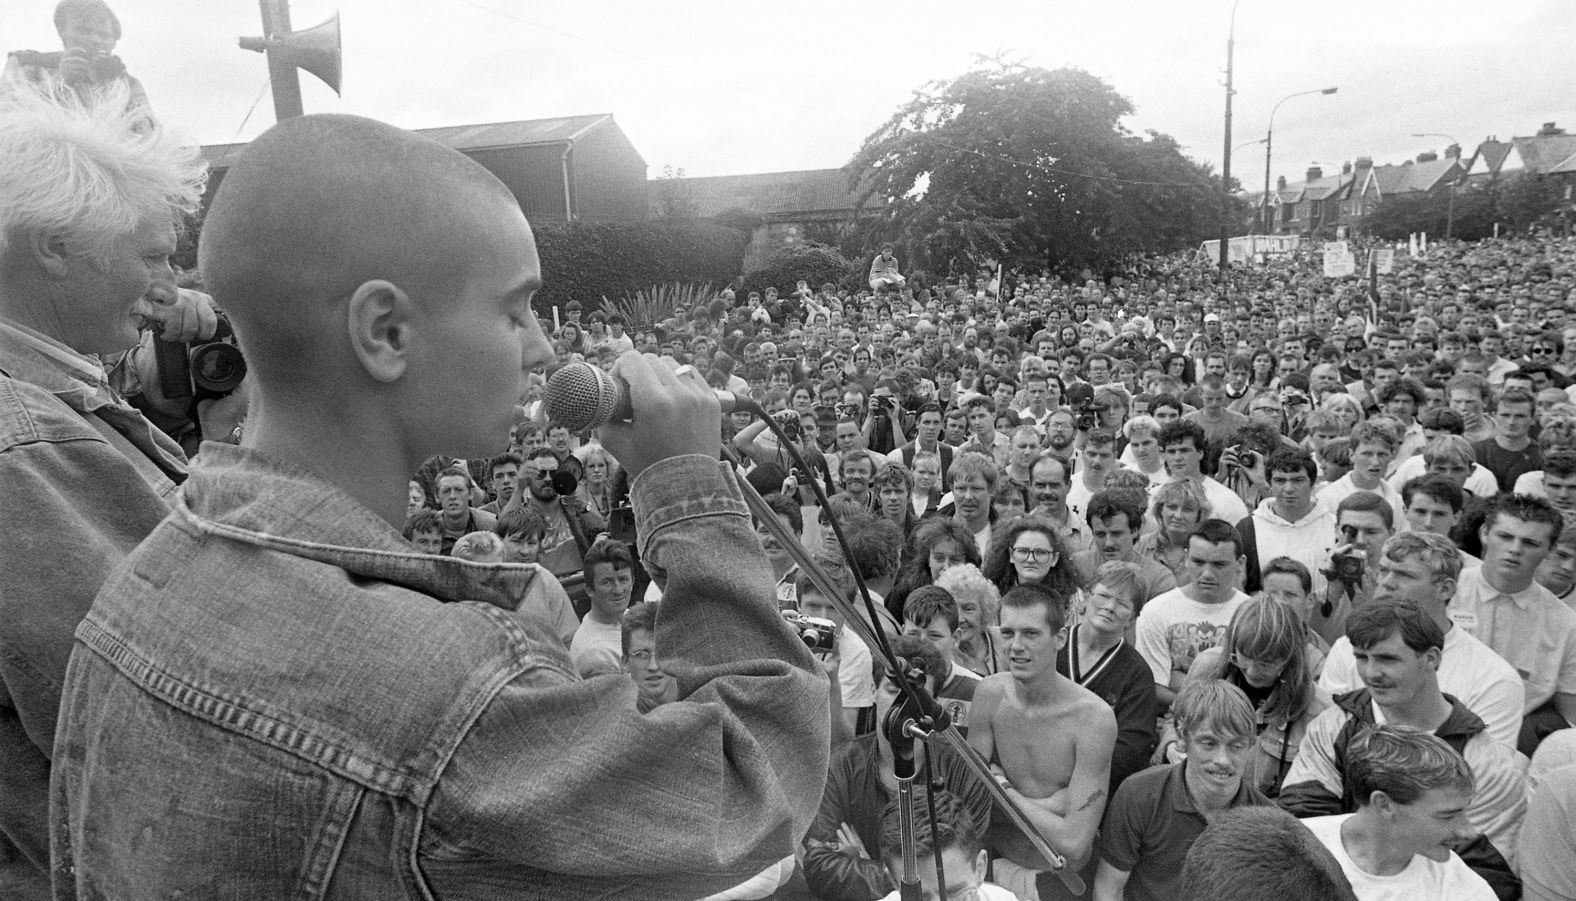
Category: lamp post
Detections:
[
  {"x1": 1261, "y1": 87, "x2": 1338, "y2": 235},
  {"x1": 1218, "y1": 0, "x2": 1242, "y2": 272},
  {"x1": 1411, "y1": 131, "x2": 1461, "y2": 239}
]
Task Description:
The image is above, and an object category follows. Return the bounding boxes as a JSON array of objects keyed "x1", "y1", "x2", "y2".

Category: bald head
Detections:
[{"x1": 199, "y1": 114, "x2": 521, "y2": 377}]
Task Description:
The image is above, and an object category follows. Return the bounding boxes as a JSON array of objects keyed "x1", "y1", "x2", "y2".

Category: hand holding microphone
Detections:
[{"x1": 557, "y1": 355, "x2": 733, "y2": 479}]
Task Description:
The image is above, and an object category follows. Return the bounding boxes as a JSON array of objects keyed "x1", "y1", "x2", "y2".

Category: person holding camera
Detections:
[
  {"x1": 861, "y1": 380, "x2": 907, "y2": 456},
  {"x1": 1309, "y1": 493, "x2": 1394, "y2": 647},
  {"x1": 2, "y1": 0, "x2": 151, "y2": 121}
]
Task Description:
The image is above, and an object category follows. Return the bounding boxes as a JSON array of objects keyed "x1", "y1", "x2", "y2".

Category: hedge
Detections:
[
  {"x1": 531, "y1": 220, "x2": 749, "y2": 316},
  {"x1": 740, "y1": 243, "x2": 860, "y2": 298}
]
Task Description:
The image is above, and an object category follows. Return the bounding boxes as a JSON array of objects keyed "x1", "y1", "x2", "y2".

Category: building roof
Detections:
[
  {"x1": 1364, "y1": 157, "x2": 1461, "y2": 197},
  {"x1": 1470, "y1": 139, "x2": 1514, "y2": 175},
  {"x1": 1550, "y1": 150, "x2": 1576, "y2": 176},
  {"x1": 669, "y1": 168, "x2": 863, "y2": 219},
  {"x1": 201, "y1": 113, "x2": 620, "y2": 167},
  {"x1": 1511, "y1": 133, "x2": 1576, "y2": 174}
]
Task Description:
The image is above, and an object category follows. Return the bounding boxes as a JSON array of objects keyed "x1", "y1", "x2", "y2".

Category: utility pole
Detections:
[{"x1": 1218, "y1": 0, "x2": 1240, "y2": 273}]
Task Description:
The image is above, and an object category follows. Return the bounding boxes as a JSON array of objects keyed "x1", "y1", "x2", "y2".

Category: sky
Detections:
[{"x1": 10, "y1": 0, "x2": 1576, "y2": 188}]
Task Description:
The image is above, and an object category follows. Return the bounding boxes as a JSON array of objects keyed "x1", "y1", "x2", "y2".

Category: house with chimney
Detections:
[
  {"x1": 1348, "y1": 147, "x2": 1465, "y2": 233},
  {"x1": 1464, "y1": 123, "x2": 1576, "y2": 184},
  {"x1": 1253, "y1": 163, "x2": 1358, "y2": 237}
]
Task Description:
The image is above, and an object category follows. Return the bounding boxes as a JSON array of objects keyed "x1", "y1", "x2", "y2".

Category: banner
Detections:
[
  {"x1": 1323, "y1": 250, "x2": 1356, "y2": 277},
  {"x1": 1372, "y1": 249, "x2": 1395, "y2": 274}
]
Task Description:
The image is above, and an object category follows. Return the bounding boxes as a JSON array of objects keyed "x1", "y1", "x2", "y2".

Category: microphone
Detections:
[{"x1": 543, "y1": 361, "x2": 753, "y2": 431}]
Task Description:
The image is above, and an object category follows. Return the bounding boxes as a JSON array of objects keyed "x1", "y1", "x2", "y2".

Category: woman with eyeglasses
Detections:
[
  {"x1": 981, "y1": 516, "x2": 1082, "y2": 603},
  {"x1": 1158, "y1": 596, "x2": 1329, "y2": 797}
]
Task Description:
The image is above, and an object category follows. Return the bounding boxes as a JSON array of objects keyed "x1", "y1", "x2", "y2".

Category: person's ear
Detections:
[
  {"x1": 29, "y1": 228, "x2": 72, "y2": 278},
  {"x1": 346, "y1": 279, "x2": 412, "y2": 382}
]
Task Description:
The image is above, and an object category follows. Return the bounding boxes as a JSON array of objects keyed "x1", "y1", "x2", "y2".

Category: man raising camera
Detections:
[{"x1": 1311, "y1": 493, "x2": 1394, "y2": 647}]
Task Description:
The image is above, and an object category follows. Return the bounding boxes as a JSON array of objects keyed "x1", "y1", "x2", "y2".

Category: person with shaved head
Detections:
[{"x1": 51, "y1": 113, "x2": 830, "y2": 899}]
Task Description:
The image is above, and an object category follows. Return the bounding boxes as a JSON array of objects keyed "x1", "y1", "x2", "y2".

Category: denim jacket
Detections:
[
  {"x1": 52, "y1": 444, "x2": 830, "y2": 900},
  {"x1": 0, "y1": 320, "x2": 187, "y2": 900}
]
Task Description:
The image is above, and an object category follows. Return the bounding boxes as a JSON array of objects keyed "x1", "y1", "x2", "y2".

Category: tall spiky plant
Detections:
[{"x1": 600, "y1": 282, "x2": 714, "y2": 331}]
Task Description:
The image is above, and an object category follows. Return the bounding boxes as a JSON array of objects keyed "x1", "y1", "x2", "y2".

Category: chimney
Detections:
[
  {"x1": 1306, "y1": 166, "x2": 1323, "y2": 183},
  {"x1": 1277, "y1": 175, "x2": 1287, "y2": 191},
  {"x1": 1342, "y1": 160, "x2": 1353, "y2": 175},
  {"x1": 1355, "y1": 156, "x2": 1374, "y2": 172},
  {"x1": 1417, "y1": 151, "x2": 1438, "y2": 163},
  {"x1": 1445, "y1": 144, "x2": 1462, "y2": 159},
  {"x1": 1539, "y1": 122, "x2": 1566, "y2": 137}
]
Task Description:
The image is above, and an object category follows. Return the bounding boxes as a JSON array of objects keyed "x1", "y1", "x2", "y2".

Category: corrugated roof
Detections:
[
  {"x1": 666, "y1": 169, "x2": 863, "y2": 218},
  {"x1": 201, "y1": 113, "x2": 615, "y2": 167}
]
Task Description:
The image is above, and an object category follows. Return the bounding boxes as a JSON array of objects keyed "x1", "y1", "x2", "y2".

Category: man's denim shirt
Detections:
[
  {"x1": 51, "y1": 444, "x2": 830, "y2": 900},
  {"x1": 0, "y1": 320, "x2": 186, "y2": 900}
]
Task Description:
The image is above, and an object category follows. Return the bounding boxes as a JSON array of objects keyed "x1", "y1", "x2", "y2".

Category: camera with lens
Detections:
[
  {"x1": 782, "y1": 610, "x2": 838, "y2": 654},
  {"x1": 1074, "y1": 401, "x2": 1100, "y2": 432},
  {"x1": 153, "y1": 312, "x2": 247, "y2": 403},
  {"x1": 774, "y1": 408, "x2": 801, "y2": 441},
  {"x1": 1328, "y1": 548, "x2": 1365, "y2": 586}
]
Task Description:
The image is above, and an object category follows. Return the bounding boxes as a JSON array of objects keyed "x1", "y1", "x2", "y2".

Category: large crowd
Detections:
[
  {"x1": 412, "y1": 234, "x2": 1576, "y2": 900},
  {"x1": 8, "y1": 0, "x2": 1576, "y2": 898}
]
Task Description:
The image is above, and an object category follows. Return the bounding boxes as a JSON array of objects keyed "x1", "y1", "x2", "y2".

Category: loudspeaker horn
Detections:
[{"x1": 239, "y1": 12, "x2": 341, "y2": 95}]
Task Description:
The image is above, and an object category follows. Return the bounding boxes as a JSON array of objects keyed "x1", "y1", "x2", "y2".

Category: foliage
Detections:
[
  {"x1": 712, "y1": 206, "x2": 765, "y2": 236},
  {"x1": 1365, "y1": 173, "x2": 1564, "y2": 241},
  {"x1": 740, "y1": 242, "x2": 858, "y2": 297},
  {"x1": 599, "y1": 282, "x2": 714, "y2": 330},
  {"x1": 844, "y1": 60, "x2": 1223, "y2": 275},
  {"x1": 530, "y1": 220, "x2": 749, "y2": 317},
  {"x1": 651, "y1": 167, "x2": 698, "y2": 220},
  {"x1": 1495, "y1": 173, "x2": 1566, "y2": 233}
]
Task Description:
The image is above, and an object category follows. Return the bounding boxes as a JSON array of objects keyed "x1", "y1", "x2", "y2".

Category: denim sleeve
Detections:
[
  {"x1": 0, "y1": 431, "x2": 172, "y2": 888},
  {"x1": 428, "y1": 456, "x2": 830, "y2": 892}
]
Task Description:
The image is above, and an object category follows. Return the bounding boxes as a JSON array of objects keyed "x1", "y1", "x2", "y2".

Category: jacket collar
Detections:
[
  {"x1": 177, "y1": 442, "x2": 536, "y2": 610},
  {"x1": 1332, "y1": 687, "x2": 1486, "y2": 740}
]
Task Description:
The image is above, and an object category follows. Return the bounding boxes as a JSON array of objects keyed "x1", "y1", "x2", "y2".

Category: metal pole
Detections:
[
  {"x1": 1219, "y1": 0, "x2": 1240, "y2": 271},
  {"x1": 1262, "y1": 88, "x2": 1338, "y2": 239},
  {"x1": 258, "y1": 0, "x2": 304, "y2": 120}
]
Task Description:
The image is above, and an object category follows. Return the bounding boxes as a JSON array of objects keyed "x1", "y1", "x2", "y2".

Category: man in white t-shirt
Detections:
[
  {"x1": 1135, "y1": 519, "x2": 1250, "y2": 709},
  {"x1": 1319, "y1": 532, "x2": 1523, "y2": 749},
  {"x1": 1304, "y1": 727, "x2": 1495, "y2": 901}
]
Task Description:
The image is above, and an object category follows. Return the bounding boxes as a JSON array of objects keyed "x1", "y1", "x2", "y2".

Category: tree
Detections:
[{"x1": 844, "y1": 60, "x2": 1222, "y2": 275}]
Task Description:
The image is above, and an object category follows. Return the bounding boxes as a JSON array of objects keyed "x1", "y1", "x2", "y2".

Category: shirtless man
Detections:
[{"x1": 970, "y1": 582, "x2": 1117, "y2": 897}]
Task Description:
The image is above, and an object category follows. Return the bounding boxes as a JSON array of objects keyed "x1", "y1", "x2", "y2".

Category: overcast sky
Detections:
[{"x1": 11, "y1": 0, "x2": 1575, "y2": 187}]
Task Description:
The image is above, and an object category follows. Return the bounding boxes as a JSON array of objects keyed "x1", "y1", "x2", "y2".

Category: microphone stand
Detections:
[{"x1": 728, "y1": 429, "x2": 1086, "y2": 897}]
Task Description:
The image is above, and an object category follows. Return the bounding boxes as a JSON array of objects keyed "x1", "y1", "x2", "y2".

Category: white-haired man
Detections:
[{"x1": 0, "y1": 84, "x2": 210, "y2": 896}]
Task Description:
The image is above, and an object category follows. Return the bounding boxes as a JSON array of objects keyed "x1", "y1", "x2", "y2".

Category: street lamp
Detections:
[
  {"x1": 1412, "y1": 131, "x2": 1461, "y2": 239},
  {"x1": 1261, "y1": 87, "x2": 1338, "y2": 235}
]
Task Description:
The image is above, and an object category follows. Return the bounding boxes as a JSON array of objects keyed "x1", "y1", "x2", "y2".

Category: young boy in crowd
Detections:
[
  {"x1": 401, "y1": 509, "x2": 442, "y2": 555},
  {"x1": 900, "y1": 585, "x2": 982, "y2": 731}
]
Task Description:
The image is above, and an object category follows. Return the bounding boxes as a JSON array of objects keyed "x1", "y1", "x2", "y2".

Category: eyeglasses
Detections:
[
  {"x1": 1011, "y1": 546, "x2": 1055, "y2": 562},
  {"x1": 1532, "y1": 347, "x2": 1556, "y2": 355}
]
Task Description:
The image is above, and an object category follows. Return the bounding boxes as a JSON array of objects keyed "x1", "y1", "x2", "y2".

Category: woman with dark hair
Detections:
[
  {"x1": 1249, "y1": 346, "x2": 1279, "y2": 392},
  {"x1": 884, "y1": 518, "x2": 981, "y2": 622},
  {"x1": 1164, "y1": 596, "x2": 1329, "y2": 796},
  {"x1": 981, "y1": 516, "x2": 1083, "y2": 602},
  {"x1": 558, "y1": 321, "x2": 585, "y2": 356},
  {"x1": 1162, "y1": 351, "x2": 1195, "y2": 389}
]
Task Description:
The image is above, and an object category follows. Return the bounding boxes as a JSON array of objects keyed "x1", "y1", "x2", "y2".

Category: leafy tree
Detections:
[
  {"x1": 1495, "y1": 173, "x2": 1565, "y2": 233},
  {"x1": 741, "y1": 243, "x2": 857, "y2": 297},
  {"x1": 844, "y1": 60, "x2": 1223, "y2": 274}
]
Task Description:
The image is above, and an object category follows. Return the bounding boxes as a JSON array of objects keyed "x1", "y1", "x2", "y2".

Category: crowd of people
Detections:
[
  {"x1": 401, "y1": 229, "x2": 1576, "y2": 900},
  {"x1": 8, "y1": 1, "x2": 1576, "y2": 899}
]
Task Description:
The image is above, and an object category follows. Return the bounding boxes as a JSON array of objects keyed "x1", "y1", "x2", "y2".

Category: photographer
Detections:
[
  {"x1": 2, "y1": 0, "x2": 151, "y2": 120},
  {"x1": 859, "y1": 379, "x2": 907, "y2": 455},
  {"x1": 1310, "y1": 493, "x2": 1394, "y2": 647},
  {"x1": 1214, "y1": 422, "x2": 1281, "y2": 511}
]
